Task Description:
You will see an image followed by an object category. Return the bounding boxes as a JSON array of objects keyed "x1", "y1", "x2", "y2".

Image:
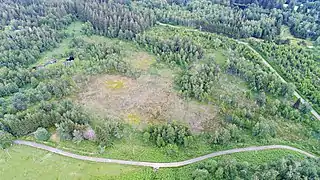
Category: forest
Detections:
[{"x1": 0, "y1": 0, "x2": 320, "y2": 179}]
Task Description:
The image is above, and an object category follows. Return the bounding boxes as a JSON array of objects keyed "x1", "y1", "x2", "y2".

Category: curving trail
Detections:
[{"x1": 14, "y1": 140, "x2": 316, "y2": 169}]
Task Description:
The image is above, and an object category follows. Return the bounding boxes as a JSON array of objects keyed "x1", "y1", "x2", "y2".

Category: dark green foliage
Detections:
[
  {"x1": 176, "y1": 61, "x2": 219, "y2": 101},
  {"x1": 209, "y1": 124, "x2": 241, "y2": 145},
  {"x1": 144, "y1": 123, "x2": 193, "y2": 147},
  {"x1": 75, "y1": 0, "x2": 156, "y2": 40},
  {"x1": 191, "y1": 156, "x2": 320, "y2": 180},
  {"x1": 34, "y1": 127, "x2": 50, "y2": 141},
  {"x1": 250, "y1": 40, "x2": 320, "y2": 112},
  {"x1": 12, "y1": 92, "x2": 28, "y2": 111},
  {"x1": 2, "y1": 100, "x2": 89, "y2": 136},
  {"x1": 227, "y1": 56, "x2": 293, "y2": 97},
  {"x1": 95, "y1": 121, "x2": 124, "y2": 147},
  {"x1": 136, "y1": 34, "x2": 203, "y2": 68}
]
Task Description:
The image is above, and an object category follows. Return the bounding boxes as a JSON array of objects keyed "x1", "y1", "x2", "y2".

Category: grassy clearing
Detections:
[
  {"x1": 280, "y1": 25, "x2": 313, "y2": 46},
  {"x1": 32, "y1": 22, "x2": 83, "y2": 67}
]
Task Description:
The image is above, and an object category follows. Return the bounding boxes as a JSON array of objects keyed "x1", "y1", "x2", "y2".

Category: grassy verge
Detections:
[{"x1": 0, "y1": 145, "x2": 147, "y2": 180}]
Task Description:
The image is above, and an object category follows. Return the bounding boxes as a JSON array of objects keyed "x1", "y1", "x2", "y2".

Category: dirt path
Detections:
[
  {"x1": 236, "y1": 40, "x2": 320, "y2": 121},
  {"x1": 156, "y1": 22, "x2": 320, "y2": 121},
  {"x1": 14, "y1": 140, "x2": 316, "y2": 169}
]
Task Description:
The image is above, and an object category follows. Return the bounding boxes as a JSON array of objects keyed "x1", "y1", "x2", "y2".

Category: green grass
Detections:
[
  {"x1": 1, "y1": 145, "x2": 305, "y2": 180},
  {"x1": 0, "y1": 145, "x2": 148, "y2": 180}
]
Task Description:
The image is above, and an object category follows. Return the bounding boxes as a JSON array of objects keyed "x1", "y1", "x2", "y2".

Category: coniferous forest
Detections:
[{"x1": 0, "y1": 0, "x2": 320, "y2": 179}]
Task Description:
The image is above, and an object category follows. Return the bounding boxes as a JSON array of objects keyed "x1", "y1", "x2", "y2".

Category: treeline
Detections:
[
  {"x1": 191, "y1": 156, "x2": 320, "y2": 180},
  {"x1": 136, "y1": 33, "x2": 204, "y2": 68},
  {"x1": 0, "y1": 100, "x2": 88, "y2": 136},
  {"x1": 74, "y1": 0, "x2": 156, "y2": 40},
  {"x1": 148, "y1": 0, "x2": 280, "y2": 39},
  {"x1": 134, "y1": 0, "x2": 320, "y2": 40},
  {"x1": 250, "y1": 40, "x2": 320, "y2": 111}
]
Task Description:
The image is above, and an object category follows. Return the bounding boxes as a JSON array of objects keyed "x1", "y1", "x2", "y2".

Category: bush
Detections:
[
  {"x1": 95, "y1": 121, "x2": 124, "y2": 147},
  {"x1": 210, "y1": 124, "x2": 240, "y2": 145},
  {"x1": 83, "y1": 127, "x2": 96, "y2": 140},
  {"x1": 192, "y1": 169, "x2": 210, "y2": 180},
  {"x1": 0, "y1": 131, "x2": 14, "y2": 149},
  {"x1": 164, "y1": 144, "x2": 179, "y2": 157},
  {"x1": 72, "y1": 130, "x2": 84, "y2": 143},
  {"x1": 144, "y1": 123, "x2": 193, "y2": 147},
  {"x1": 143, "y1": 132, "x2": 150, "y2": 143},
  {"x1": 34, "y1": 127, "x2": 50, "y2": 141},
  {"x1": 253, "y1": 119, "x2": 277, "y2": 140}
]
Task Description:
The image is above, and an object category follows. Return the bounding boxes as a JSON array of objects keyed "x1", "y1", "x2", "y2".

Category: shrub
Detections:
[
  {"x1": 0, "y1": 131, "x2": 14, "y2": 149},
  {"x1": 72, "y1": 130, "x2": 84, "y2": 143},
  {"x1": 144, "y1": 123, "x2": 193, "y2": 147},
  {"x1": 83, "y1": 127, "x2": 96, "y2": 140},
  {"x1": 56, "y1": 120, "x2": 74, "y2": 140},
  {"x1": 210, "y1": 124, "x2": 240, "y2": 145},
  {"x1": 95, "y1": 121, "x2": 124, "y2": 147},
  {"x1": 192, "y1": 169, "x2": 210, "y2": 180},
  {"x1": 253, "y1": 119, "x2": 277, "y2": 140},
  {"x1": 34, "y1": 127, "x2": 50, "y2": 141},
  {"x1": 143, "y1": 132, "x2": 150, "y2": 143}
]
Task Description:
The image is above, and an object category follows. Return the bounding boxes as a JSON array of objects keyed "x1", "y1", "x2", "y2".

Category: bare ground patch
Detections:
[{"x1": 76, "y1": 74, "x2": 218, "y2": 132}]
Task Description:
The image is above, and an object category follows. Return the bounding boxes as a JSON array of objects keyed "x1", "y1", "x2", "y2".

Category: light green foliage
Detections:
[
  {"x1": 34, "y1": 127, "x2": 50, "y2": 141},
  {"x1": 81, "y1": 22, "x2": 94, "y2": 36},
  {"x1": 192, "y1": 168, "x2": 210, "y2": 180},
  {"x1": 143, "y1": 132, "x2": 151, "y2": 143},
  {"x1": 316, "y1": 36, "x2": 320, "y2": 45},
  {"x1": 253, "y1": 118, "x2": 277, "y2": 140},
  {"x1": 0, "y1": 130, "x2": 14, "y2": 149},
  {"x1": 164, "y1": 144, "x2": 179, "y2": 157}
]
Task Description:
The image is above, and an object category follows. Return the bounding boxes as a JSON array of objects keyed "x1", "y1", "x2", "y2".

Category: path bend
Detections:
[{"x1": 14, "y1": 140, "x2": 316, "y2": 168}]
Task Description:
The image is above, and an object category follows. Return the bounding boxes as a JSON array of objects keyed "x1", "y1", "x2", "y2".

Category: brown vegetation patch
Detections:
[
  {"x1": 50, "y1": 132, "x2": 60, "y2": 143},
  {"x1": 77, "y1": 74, "x2": 218, "y2": 132}
]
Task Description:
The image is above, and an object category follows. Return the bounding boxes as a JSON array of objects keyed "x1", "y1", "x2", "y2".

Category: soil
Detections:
[{"x1": 76, "y1": 73, "x2": 218, "y2": 132}]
